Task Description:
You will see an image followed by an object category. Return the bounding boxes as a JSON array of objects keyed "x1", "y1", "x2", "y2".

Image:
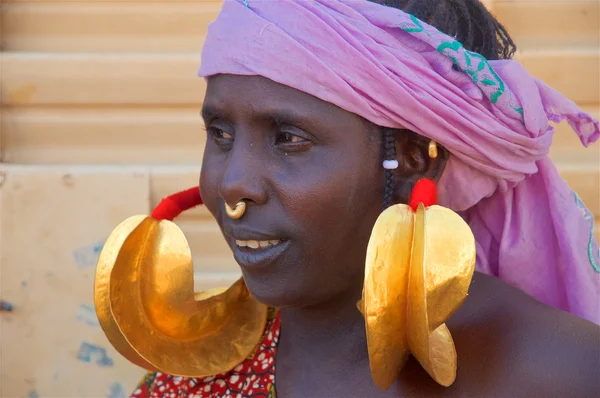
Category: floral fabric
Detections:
[{"x1": 130, "y1": 311, "x2": 280, "y2": 398}]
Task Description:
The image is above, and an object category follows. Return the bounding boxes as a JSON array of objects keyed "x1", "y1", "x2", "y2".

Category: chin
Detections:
[{"x1": 241, "y1": 271, "x2": 307, "y2": 308}]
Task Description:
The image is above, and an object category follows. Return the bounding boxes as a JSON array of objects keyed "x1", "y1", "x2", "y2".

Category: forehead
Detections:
[
  {"x1": 205, "y1": 74, "x2": 314, "y2": 105},
  {"x1": 202, "y1": 74, "x2": 364, "y2": 127}
]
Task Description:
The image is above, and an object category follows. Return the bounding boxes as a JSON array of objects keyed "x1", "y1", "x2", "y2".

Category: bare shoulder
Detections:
[{"x1": 445, "y1": 272, "x2": 600, "y2": 397}]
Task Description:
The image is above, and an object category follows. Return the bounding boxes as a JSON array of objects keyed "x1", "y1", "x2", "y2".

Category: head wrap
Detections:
[{"x1": 198, "y1": 0, "x2": 600, "y2": 323}]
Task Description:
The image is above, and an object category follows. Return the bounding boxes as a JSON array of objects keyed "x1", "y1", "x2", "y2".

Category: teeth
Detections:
[{"x1": 235, "y1": 239, "x2": 281, "y2": 249}]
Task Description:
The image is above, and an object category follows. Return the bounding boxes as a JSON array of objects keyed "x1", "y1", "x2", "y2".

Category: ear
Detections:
[{"x1": 392, "y1": 130, "x2": 448, "y2": 204}]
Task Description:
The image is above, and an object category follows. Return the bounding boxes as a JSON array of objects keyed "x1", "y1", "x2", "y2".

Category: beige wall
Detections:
[{"x1": 0, "y1": 1, "x2": 598, "y2": 396}]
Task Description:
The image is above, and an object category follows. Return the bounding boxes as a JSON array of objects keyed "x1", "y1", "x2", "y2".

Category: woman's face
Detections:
[{"x1": 200, "y1": 74, "x2": 384, "y2": 307}]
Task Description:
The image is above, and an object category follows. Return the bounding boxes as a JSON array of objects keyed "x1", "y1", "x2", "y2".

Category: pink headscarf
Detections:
[{"x1": 198, "y1": 0, "x2": 600, "y2": 324}]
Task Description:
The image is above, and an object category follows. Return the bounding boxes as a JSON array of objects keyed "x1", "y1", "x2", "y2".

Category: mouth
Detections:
[
  {"x1": 226, "y1": 235, "x2": 291, "y2": 270},
  {"x1": 223, "y1": 226, "x2": 290, "y2": 271},
  {"x1": 235, "y1": 239, "x2": 282, "y2": 249}
]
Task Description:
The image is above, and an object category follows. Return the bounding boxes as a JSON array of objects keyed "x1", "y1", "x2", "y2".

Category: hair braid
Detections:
[{"x1": 382, "y1": 128, "x2": 397, "y2": 210}]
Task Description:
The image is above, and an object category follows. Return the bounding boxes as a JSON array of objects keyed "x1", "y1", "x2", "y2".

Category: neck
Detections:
[{"x1": 278, "y1": 286, "x2": 369, "y2": 362}]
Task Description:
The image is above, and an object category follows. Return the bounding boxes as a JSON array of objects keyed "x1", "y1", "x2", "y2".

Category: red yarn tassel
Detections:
[
  {"x1": 409, "y1": 178, "x2": 437, "y2": 211},
  {"x1": 151, "y1": 187, "x2": 203, "y2": 221}
]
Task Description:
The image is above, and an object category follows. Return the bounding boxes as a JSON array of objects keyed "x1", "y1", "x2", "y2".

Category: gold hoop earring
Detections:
[
  {"x1": 359, "y1": 178, "x2": 475, "y2": 390},
  {"x1": 428, "y1": 140, "x2": 438, "y2": 159},
  {"x1": 95, "y1": 188, "x2": 268, "y2": 378},
  {"x1": 225, "y1": 201, "x2": 247, "y2": 219}
]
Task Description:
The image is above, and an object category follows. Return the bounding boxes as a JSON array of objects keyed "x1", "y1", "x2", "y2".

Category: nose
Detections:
[{"x1": 219, "y1": 140, "x2": 268, "y2": 210}]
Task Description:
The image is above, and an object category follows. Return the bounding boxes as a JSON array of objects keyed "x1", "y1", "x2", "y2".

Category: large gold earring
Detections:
[
  {"x1": 359, "y1": 178, "x2": 476, "y2": 390},
  {"x1": 225, "y1": 200, "x2": 247, "y2": 219},
  {"x1": 94, "y1": 188, "x2": 268, "y2": 377}
]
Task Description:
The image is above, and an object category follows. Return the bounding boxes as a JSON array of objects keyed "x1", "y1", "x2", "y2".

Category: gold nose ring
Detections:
[{"x1": 225, "y1": 201, "x2": 247, "y2": 219}]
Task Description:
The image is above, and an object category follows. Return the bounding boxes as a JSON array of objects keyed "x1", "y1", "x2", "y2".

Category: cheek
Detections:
[
  {"x1": 280, "y1": 144, "x2": 383, "y2": 278},
  {"x1": 279, "y1": 148, "x2": 378, "y2": 218}
]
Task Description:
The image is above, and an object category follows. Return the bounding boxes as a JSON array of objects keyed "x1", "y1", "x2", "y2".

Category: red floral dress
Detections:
[{"x1": 130, "y1": 310, "x2": 280, "y2": 397}]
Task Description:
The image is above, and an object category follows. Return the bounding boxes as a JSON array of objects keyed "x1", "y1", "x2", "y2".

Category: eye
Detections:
[
  {"x1": 276, "y1": 132, "x2": 307, "y2": 144},
  {"x1": 274, "y1": 127, "x2": 313, "y2": 153},
  {"x1": 207, "y1": 124, "x2": 234, "y2": 150},
  {"x1": 211, "y1": 128, "x2": 233, "y2": 141}
]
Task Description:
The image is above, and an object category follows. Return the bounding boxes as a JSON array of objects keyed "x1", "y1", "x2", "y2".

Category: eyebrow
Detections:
[
  {"x1": 201, "y1": 105, "x2": 305, "y2": 127},
  {"x1": 265, "y1": 110, "x2": 303, "y2": 127},
  {"x1": 200, "y1": 104, "x2": 223, "y2": 120}
]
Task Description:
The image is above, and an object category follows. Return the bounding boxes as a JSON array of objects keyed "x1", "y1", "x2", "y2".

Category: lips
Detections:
[
  {"x1": 223, "y1": 227, "x2": 290, "y2": 270},
  {"x1": 233, "y1": 240, "x2": 291, "y2": 270}
]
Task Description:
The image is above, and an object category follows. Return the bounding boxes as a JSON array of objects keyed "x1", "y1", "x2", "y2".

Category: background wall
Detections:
[{"x1": 0, "y1": 0, "x2": 598, "y2": 397}]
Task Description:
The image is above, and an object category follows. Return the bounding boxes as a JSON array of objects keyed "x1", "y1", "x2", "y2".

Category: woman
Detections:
[{"x1": 98, "y1": 0, "x2": 600, "y2": 396}]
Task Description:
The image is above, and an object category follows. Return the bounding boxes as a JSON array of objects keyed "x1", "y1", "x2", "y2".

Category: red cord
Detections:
[
  {"x1": 409, "y1": 178, "x2": 437, "y2": 211},
  {"x1": 150, "y1": 180, "x2": 434, "y2": 220},
  {"x1": 151, "y1": 187, "x2": 203, "y2": 221}
]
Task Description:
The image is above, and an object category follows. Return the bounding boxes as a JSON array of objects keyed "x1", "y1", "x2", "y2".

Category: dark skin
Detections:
[{"x1": 200, "y1": 74, "x2": 600, "y2": 397}]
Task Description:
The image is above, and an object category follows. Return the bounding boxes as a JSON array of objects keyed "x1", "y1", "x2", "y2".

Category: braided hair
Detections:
[
  {"x1": 382, "y1": 128, "x2": 397, "y2": 209},
  {"x1": 371, "y1": 0, "x2": 517, "y2": 209}
]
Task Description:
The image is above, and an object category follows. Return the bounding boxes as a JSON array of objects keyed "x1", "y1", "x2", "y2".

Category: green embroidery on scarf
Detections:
[
  {"x1": 402, "y1": 14, "x2": 425, "y2": 33},
  {"x1": 574, "y1": 192, "x2": 600, "y2": 273},
  {"x1": 400, "y1": 12, "x2": 526, "y2": 123},
  {"x1": 436, "y1": 40, "x2": 505, "y2": 104}
]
